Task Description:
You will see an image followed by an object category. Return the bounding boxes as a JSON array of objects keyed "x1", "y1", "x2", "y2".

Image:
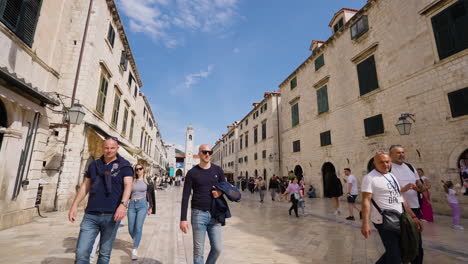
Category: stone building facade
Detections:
[
  {"x1": 277, "y1": 0, "x2": 467, "y2": 215},
  {"x1": 0, "y1": 0, "x2": 167, "y2": 229}
]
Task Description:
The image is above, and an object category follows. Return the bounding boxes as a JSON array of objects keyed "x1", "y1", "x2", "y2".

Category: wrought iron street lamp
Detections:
[
  {"x1": 67, "y1": 103, "x2": 86, "y2": 125},
  {"x1": 395, "y1": 113, "x2": 415, "y2": 135}
]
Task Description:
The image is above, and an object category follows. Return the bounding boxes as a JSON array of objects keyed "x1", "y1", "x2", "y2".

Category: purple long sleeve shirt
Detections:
[{"x1": 286, "y1": 183, "x2": 300, "y2": 194}]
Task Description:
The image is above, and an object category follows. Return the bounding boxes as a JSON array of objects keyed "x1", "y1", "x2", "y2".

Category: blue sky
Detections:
[{"x1": 115, "y1": 0, "x2": 367, "y2": 150}]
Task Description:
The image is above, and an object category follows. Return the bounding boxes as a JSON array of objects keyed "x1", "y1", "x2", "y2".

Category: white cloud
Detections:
[
  {"x1": 233, "y1": 47, "x2": 240, "y2": 53},
  {"x1": 170, "y1": 65, "x2": 214, "y2": 95},
  {"x1": 117, "y1": 0, "x2": 240, "y2": 47}
]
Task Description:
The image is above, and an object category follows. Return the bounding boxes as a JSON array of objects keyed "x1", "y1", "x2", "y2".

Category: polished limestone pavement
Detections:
[{"x1": 0, "y1": 186, "x2": 467, "y2": 263}]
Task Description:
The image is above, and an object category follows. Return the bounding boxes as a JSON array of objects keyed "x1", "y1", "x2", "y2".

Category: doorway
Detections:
[
  {"x1": 322, "y1": 162, "x2": 337, "y2": 198},
  {"x1": 294, "y1": 165, "x2": 303, "y2": 179},
  {"x1": 367, "y1": 158, "x2": 375, "y2": 173}
]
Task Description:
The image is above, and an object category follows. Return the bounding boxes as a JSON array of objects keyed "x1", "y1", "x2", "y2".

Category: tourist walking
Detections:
[
  {"x1": 283, "y1": 177, "x2": 300, "y2": 217},
  {"x1": 180, "y1": 144, "x2": 226, "y2": 264},
  {"x1": 268, "y1": 175, "x2": 280, "y2": 201},
  {"x1": 68, "y1": 137, "x2": 133, "y2": 264},
  {"x1": 255, "y1": 177, "x2": 266, "y2": 202},
  {"x1": 127, "y1": 164, "x2": 156, "y2": 260},
  {"x1": 389, "y1": 144, "x2": 425, "y2": 264},
  {"x1": 361, "y1": 152, "x2": 423, "y2": 264},
  {"x1": 328, "y1": 173, "x2": 343, "y2": 216},
  {"x1": 442, "y1": 180, "x2": 464, "y2": 230},
  {"x1": 417, "y1": 168, "x2": 433, "y2": 222},
  {"x1": 344, "y1": 168, "x2": 361, "y2": 220}
]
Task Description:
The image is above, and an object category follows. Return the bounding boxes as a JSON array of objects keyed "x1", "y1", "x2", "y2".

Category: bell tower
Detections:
[{"x1": 184, "y1": 126, "x2": 194, "y2": 175}]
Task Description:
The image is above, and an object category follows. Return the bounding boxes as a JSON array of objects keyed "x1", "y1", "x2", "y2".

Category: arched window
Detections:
[{"x1": 189, "y1": 135, "x2": 192, "y2": 140}]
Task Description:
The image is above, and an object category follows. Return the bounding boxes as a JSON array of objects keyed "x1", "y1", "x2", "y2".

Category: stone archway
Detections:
[
  {"x1": 255, "y1": 169, "x2": 258, "y2": 178},
  {"x1": 294, "y1": 165, "x2": 303, "y2": 179},
  {"x1": 176, "y1": 169, "x2": 183, "y2": 176},
  {"x1": 322, "y1": 162, "x2": 337, "y2": 198},
  {"x1": 0, "y1": 100, "x2": 7, "y2": 151},
  {"x1": 263, "y1": 168, "x2": 267, "y2": 180},
  {"x1": 458, "y1": 149, "x2": 468, "y2": 187},
  {"x1": 367, "y1": 158, "x2": 375, "y2": 173}
]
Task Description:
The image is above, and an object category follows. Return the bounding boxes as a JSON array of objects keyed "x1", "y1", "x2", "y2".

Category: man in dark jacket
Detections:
[
  {"x1": 180, "y1": 144, "x2": 225, "y2": 264},
  {"x1": 68, "y1": 137, "x2": 133, "y2": 264},
  {"x1": 268, "y1": 175, "x2": 280, "y2": 201}
]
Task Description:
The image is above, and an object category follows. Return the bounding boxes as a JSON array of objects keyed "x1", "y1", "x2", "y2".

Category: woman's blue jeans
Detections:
[
  {"x1": 191, "y1": 209, "x2": 222, "y2": 264},
  {"x1": 75, "y1": 212, "x2": 120, "y2": 264},
  {"x1": 127, "y1": 199, "x2": 148, "y2": 249}
]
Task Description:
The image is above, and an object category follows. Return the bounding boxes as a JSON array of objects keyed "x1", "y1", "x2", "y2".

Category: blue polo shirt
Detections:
[{"x1": 85, "y1": 156, "x2": 133, "y2": 213}]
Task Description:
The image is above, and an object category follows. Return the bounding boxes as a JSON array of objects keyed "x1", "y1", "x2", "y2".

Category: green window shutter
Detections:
[
  {"x1": 314, "y1": 54, "x2": 325, "y2": 71},
  {"x1": 291, "y1": 103, "x2": 299, "y2": 126},
  {"x1": 17, "y1": 0, "x2": 42, "y2": 47},
  {"x1": 1, "y1": 0, "x2": 23, "y2": 28},
  {"x1": 364, "y1": 114, "x2": 384, "y2": 137},
  {"x1": 357, "y1": 55, "x2": 379, "y2": 96},
  {"x1": 290, "y1": 77, "x2": 297, "y2": 89},
  {"x1": 448, "y1": 87, "x2": 468, "y2": 118},
  {"x1": 120, "y1": 50, "x2": 128, "y2": 71},
  {"x1": 317, "y1": 85, "x2": 329, "y2": 114}
]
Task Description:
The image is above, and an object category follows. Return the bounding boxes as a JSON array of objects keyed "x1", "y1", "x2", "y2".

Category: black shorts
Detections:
[{"x1": 347, "y1": 195, "x2": 358, "y2": 203}]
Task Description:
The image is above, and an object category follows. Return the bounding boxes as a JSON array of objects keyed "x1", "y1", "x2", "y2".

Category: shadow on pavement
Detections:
[
  {"x1": 118, "y1": 256, "x2": 163, "y2": 264},
  {"x1": 40, "y1": 257, "x2": 74, "y2": 264},
  {"x1": 63, "y1": 237, "x2": 77, "y2": 253}
]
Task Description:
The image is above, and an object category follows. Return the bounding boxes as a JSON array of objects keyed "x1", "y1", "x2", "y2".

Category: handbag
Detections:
[{"x1": 371, "y1": 199, "x2": 402, "y2": 234}]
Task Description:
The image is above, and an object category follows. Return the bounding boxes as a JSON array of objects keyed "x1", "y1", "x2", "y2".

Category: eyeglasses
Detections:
[
  {"x1": 136, "y1": 167, "x2": 144, "y2": 171},
  {"x1": 201, "y1": 150, "x2": 213, "y2": 155}
]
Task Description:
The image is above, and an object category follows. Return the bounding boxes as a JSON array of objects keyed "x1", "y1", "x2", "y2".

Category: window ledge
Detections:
[
  {"x1": 352, "y1": 29, "x2": 370, "y2": 43},
  {"x1": 104, "y1": 38, "x2": 114, "y2": 53},
  {"x1": 320, "y1": 144, "x2": 332, "y2": 148},
  {"x1": 359, "y1": 87, "x2": 383, "y2": 99},
  {"x1": 447, "y1": 114, "x2": 468, "y2": 123},
  {"x1": 364, "y1": 132, "x2": 386, "y2": 139}
]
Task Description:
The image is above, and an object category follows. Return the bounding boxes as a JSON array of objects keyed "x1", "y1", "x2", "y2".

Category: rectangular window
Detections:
[
  {"x1": 262, "y1": 122, "x2": 266, "y2": 140},
  {"x1": 357, "y1": 55, "x2": 379, "y2": 96},
  {"x1": 320, "y1": 131, "x2": 332, "y2": 146},
  {"x1": 254, "y1": 153, "x2": 258, "y2": 160},
  {"x1": 291, "y1": 103, "x2": 299, "y2": 127},
  {"x1": 120, "y1": 50, "x2": 128, "y2": 71},
  {"x1": 364, "y1": 114, "x2": 384, "y2": 137},
  {"x1": 140, "y1": 131, "x2": 144, "y2": 148},
  {"x1": 240, "y1": 136, "x2": 243, "y2": 150},
  {"x1": 293, "y1": 140, "x2": 301, "y2": 152},
  {"x1": 121, "y1": 107, "x2": 129, "y2": 135},
  {"x1": 317, "y1": 85, "x2": 329, "y2": 114},
  {"x1": 107, "y1": 23, "x2": 115, "y2": 47},
  {"x1": 128, "y1": 72, "x2": 134, "y2": 86},
  {"x1": 96, "y1": 74, "x2": 109, "y2": 114},
  {"x1": 111, "y1": 90, "x2": 121, "y2": 126},
  {"x1": 431, "y1": 0, "x2": 468, "y2": 60},
  {"x1": 133, "y1": 86, "x2": 138, "y2": 98},
  {"x1": 245, "y1": 134, "x2": 249, "y2": 147},
  {"x1": 264, "y1": 103, "x2": 267, "y2": 111},
  {"x1": 315, "y1": 54, "x2": 325, "y2": 71},
  {"x1": 254, "y1": 126, "x2": 258, "y2": 144},
  {"x1": 129, "y1": 115, "x2": 135, "y2": 141},
  {"x1": 245, "y1": 119, "x2": 248, "y2": 125},
  {"x1": 290, "y1": 77, "x2": 297, "y2": 90},
  {"x1": 262, "y1": 150, "x2": 266, "y2": 159},
  {"x1": 350, "y1": 15, "x2": 369, "y2": 40},
  {"x1": 0, "y1": 0, "x2": 42, "y2": 47},
  {"x1": 244, "y1": 156, "x2": 248, "y2": 162},
  {"x1": 333, "y1": 18, "x2": 344, "y2": 33},
  {"x1": 448, "y1": 87, "x2": 468, "y2": 118}
]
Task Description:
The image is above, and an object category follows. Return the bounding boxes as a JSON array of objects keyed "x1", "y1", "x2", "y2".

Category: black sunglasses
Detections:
[
  {"x1": 106, "y1": 136, "x2": 119, "y2": 142},
  {"x1": 201, "y1": 150, "x2": 213, "y2": 155},
  {"x1": 136, "y1": 167, "x2": 144, "y2": 171}
]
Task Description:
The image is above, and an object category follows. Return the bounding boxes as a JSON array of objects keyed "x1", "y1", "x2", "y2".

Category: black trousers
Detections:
[
  {"x1": 411, "y1": 208, "x2": 424, "y2": 264},
  {"x1": 374, "y1": 223, "x2": 401, "y2": 264},
  {"x1": 289, "y1": 194, "x2": 299, "y2": 217}
]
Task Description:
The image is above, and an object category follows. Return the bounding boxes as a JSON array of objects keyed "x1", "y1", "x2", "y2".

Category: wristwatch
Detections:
[{"x1": 120, "y1": 200, "x2": 129, "y2": 208}]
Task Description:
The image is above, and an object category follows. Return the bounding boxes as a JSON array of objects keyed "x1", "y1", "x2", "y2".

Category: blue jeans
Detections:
[
  {"x1": 127, "y1": 199, "x2": 148, "y2": 248},
  {"x1": 75, "y1": 212, "x2": 120, "y2": 264},
  {"x1": 191, "y1": 209, "x2": 222, "y2": 264}
]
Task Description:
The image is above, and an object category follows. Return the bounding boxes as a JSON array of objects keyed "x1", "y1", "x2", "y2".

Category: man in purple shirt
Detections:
[{"x1": 180, "y1": 144, "x2": 225, "y2": 264}]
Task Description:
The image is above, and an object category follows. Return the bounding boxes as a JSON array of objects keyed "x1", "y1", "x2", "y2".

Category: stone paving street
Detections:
[{"x1": 1, "y1": 186, "x2": 467, "y2": 264}]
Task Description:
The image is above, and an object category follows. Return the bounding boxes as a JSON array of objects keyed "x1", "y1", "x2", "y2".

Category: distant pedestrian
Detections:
[
  {"x1": 180, "y1": 144, "x2": 226, "y2": 264},
  {"x1": 307, "y1": 185, "x2": 316, "y2": 198},
  {"x1": 68, "y1": 137, "x2": 133, "y2": 264},
  {"x1": 283, "y1": 177, "x2": 300, "y2": 217},
  {"x1": 298, "y1": 186, "x2": 305, "y2": 215},
  {"x1": 361, "y1": 152, "x2": 423, "y2": 264},
  {"x1": 127, "y1": 164, "x2": 155, "y2": 260},
  {"x1": 248, "y1": 178, "x2": 255, "y2": 194},
  {"x1": 442, "y1": 180, "x2": 464, "y2": 230},
  {"x1": 255, "y1": 177, "x2": 266, "y2": 202},
  {"x1": 344, "y1": 168, "x2": 361, "y2": 221},
  {"x1": 268, "y1": 175, "x2": 280, "y2": 201},
  {"x1": 417, "y1": 168, "x2": 433, "y2": 222}
]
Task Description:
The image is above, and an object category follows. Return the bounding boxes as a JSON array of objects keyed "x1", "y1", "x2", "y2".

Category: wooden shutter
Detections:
[
  {"x1": 315, "y1": 54, "x2": 325, "y2": 71},
  {"x1": 107, "y1": 23, "x2": 115, "y2": 47},
  {"x1": 290, "y1": 77, "x2": 297, "y2": 89},
  {"x1": 1, "y1": 0, "x2": 23, "y2": 28},
  {"x1": 317, "y1": 85, "x2": 329, "y2": 114},
  {"x1": 364, "y1": 114, "x2": 384, "y2": 137},
  {"x1": 120, "y1": 50, "x2": 128, "y2": 71},
  {"x1": 448, "y1": 87, "x2": 468, "y2": 118},
  {"x1": 320, "y1": 131, "x2": 331, "y2": 146},
  {"x1": 18, "y1": 0, "x2": 41, "y2": 46},
  {"x1": 357, "y1": 55, "x2": 379, "y2": 96},
  {"x1": 291, "y1": 103, "x2": 299, "y2": 126},
  {"x1": 432, "y1": 7, "x2": 455, "y2": 59}
]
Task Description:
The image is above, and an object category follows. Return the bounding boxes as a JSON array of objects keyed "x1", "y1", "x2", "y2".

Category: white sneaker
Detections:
[
  {"x1": 131, "y1": 249, "x2": 138, "y2": 260},
  {"x1": 452, "y1": 225, "x2": 464, "y2": 230}
]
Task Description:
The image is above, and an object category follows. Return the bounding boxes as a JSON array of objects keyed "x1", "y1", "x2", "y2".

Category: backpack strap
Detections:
[
  {"x1": 404, "y1": 162, "x2": 415, "y2": 173},
  {"x1": 371, "y1": 198, "x2": 383, "y2": 214}
]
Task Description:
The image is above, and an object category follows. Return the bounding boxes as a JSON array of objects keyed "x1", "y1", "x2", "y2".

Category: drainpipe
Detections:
[
  {"x1": 54, "y1": 0, "x2": 94, "y2": 211},
  {"x1": 275, "y1": 94, "x2": 282, "y2": 176}
]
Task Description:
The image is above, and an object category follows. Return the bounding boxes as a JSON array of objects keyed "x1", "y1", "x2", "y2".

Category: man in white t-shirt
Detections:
[
  {"x1": 389, "y1": 145, "x2": 425, "y2": 264},
  {"x1": 344, "y1": 168, "x2": 361, "y2": 221},
  {"x1": 361, "y1": 152, "x2": 422, "y2": 264}
]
